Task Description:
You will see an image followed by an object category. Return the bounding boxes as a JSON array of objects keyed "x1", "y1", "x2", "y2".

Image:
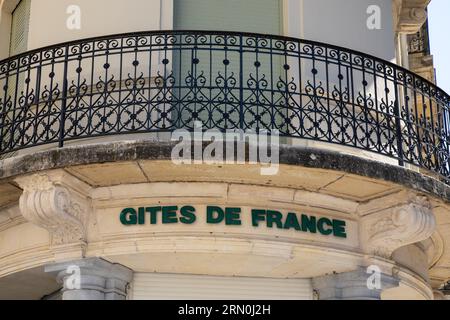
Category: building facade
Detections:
[{"x1": 0, "y1": 0, "x2": 449, "y2": 300}]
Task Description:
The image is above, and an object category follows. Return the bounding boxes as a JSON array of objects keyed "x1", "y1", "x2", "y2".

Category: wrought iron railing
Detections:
[
  {"x1": 408, "y1": 19, "x2": 431, "y2": 55},
  {"x1": 1, "y1": 31, "x2": 450, "y2": 182}
]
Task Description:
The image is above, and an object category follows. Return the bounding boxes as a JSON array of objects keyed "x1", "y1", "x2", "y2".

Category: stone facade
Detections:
[
  {"x1": 0, "y1": 0, "x2": 448, "y2": 300},
  {"x1": 0, "y1": 140, "x2": 447, "y2": 299}
]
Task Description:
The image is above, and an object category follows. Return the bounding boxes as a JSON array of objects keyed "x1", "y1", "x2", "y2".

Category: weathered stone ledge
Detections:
[{"x1": 0, "y1": 139, "x2": 449, "y2": 202}]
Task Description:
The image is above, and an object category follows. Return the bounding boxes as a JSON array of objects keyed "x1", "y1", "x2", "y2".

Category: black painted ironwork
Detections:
[{"x1": 0, "y1": 30, "x2": 449, "y2": 182}]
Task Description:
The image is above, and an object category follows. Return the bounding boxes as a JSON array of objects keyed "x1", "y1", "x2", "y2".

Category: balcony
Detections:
[{"x1": 0, "y1": 30, "x2": 449, "y2": 183}]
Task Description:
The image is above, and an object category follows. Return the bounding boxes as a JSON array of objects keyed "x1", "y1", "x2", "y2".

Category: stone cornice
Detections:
[
  {"x1": 395, "y1": 0, "x2": 431, "y2": 34},
  {"x1": 0, "y1": 205, "x2": 25, "y2": 232},
  {"x1": 1, "y1": 141, "x2": 449, "y2": 202}
]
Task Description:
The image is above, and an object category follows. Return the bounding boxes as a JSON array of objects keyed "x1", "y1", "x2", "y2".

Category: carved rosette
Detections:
[
  {"x1": 360, "y1": 192, "x2": 436, "y2": 258},
  {"x1": 15, "y1": 172, "x2": 90, "y2": 245}
]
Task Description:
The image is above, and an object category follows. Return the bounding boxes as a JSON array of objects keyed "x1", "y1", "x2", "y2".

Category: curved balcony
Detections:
[{"x1": 0, "y1": 30, "x2": 449, "y2": 183}]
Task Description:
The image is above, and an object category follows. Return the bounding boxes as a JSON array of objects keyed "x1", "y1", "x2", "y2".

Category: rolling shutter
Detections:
[
  {"x1": 174, "y1": 0, "x2": 281, "y2": 35},
  {"x1": 2, "y1": 0, "x2": 31, "y2": 159},
  {"x1": 130, "y1": 273, "x2": 313, "y2": 300},
  {"x1": 9, "y1": 0, "x2": 31, "y2": 56},
  {"x1": 172, "y1": 0, "x2": 285, "y2": 132}
]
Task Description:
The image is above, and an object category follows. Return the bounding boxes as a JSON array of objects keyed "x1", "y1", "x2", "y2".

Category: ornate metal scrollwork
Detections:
[{"x1": 0, "y1": 30, "x2": 449, "y2": 183}]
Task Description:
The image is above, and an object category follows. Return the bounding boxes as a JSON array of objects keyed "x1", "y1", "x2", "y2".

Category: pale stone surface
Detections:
[
  {"x1": 0, "y1": 183, "x2": 21, "y2": 209},
  {"x1": 293, "y1": 190, "x2": 358, "y2": 215},
  {"x1": 0, "y1": 222, "x2": 50, "y2": 258},
  {"x1": 137, "y1": 160, "x2": 345, "y2": 191},
  {"x1": 359, "y1": 191, "x2": 436, "y2": 258},
  {"x1": 15, "y1": 171, "x2": 92, "y2": 246},
  {"x1": 0, "y1": 205, "x2": 25, "y2": 232},
  {"x1": 92, "y1": 182, "x2": 228, "y2": 206},
  {"x1": 0, "y1": 142, "x2": 446, "y2": 299},
  {"x1": 393, "y1": 244, "x2": 429, "y2": 281},
  {"x1": 101, "y1": 241, "x2": 363, "y2": 279},
  {"x1": 227, "y1": 184, "x2": 295, "y2": 204},
  {"x1": 321, "y1": 175, "x2": 399, "y2": 201},
  {"x1": 0, "y1": 166, "x2": 440, "y2": 299},
  {"x1": 433, "y1": 290, "x2": 448, "y2": 300},
  {"x1": 429, "y1": 217, "x2": 450, "y2": 286},
  {"x1": 66, "y1": 162, "x2": 148, "y2": 186}
]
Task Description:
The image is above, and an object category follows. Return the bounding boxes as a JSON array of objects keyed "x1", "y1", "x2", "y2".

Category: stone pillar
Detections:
[
  {"x1": 45, "y1": 258, "x2": 133, "y2": 300},
  {"x1": 312, "y1": 267, "x2": 399, "y2": 300}
]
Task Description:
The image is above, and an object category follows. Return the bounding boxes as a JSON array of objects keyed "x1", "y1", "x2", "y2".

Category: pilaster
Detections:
[{"x1": 45, "y1": 258, "x2": 133, "y2": 300}]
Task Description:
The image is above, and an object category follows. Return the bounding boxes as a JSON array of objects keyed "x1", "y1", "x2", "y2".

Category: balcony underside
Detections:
[{"x1": 0, "y1": 139, "x2": 448, "y2": 204}]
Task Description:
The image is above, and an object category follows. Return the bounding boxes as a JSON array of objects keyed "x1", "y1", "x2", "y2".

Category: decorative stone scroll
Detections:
[
  {"x1": 359, "y1": 191, "x2": 436, "y2": 258},
  {"x1": 15, "y1": 170, "x2": 91, "y2": 245}
]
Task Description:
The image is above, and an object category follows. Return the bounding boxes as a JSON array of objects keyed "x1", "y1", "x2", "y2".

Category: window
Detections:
[
  {"x1": 172, "y1": 0, "x2": 285, "y2": 131},
  {"x1": 174, "y1": 0, "x2": 282, "y2": 35},
  {"x1": 9, "y1": 0, "x2": 31, "y2": 56}
]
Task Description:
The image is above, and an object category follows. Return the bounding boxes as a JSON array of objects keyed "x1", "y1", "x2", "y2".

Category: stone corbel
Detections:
[
  {"x1": 15, "y1": 170, "x2": 91, "y2": 246},
  {"x1": 359, "y1": 191, "x2": 436, "y2": 258},
  {"x1": 395, "y1": 0, "x2": 430, "y2": 34}
]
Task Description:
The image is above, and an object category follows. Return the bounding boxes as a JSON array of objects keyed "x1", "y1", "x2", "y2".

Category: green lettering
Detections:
[
  {"x1": 120, "y1": 208, "x2": 137, "y2": 225},
  {"x1": 301, "y1": 214, "x2": 317, "y2": 233},
  {"x1": 162, "y1": 206, "x2": 178, "y2": 224},
  {"x1": 266, "y1": 210, "x2": 283, "y2": 229},
  {"x1": 333, "y1": 219, "x2": 347, "y2": 238},
  {"x1": 225, "y1": 207, "x2": 242, "y2": 225},
  {"x1": 283, "y1": 213, "x2": 301, "y2": 230},
  {"x1": 207, "y1": 206, "x2": 224, "y2": 224},
  {"x1": 180, "y1": 206, "x2": 196, "y2": 224},
  {"x1": 146, "y1": 206, "x2": 161, "y2": 224},
  {"x1": 138, "y1": 207, "x2": 145, "y2": 225},
  {"x1": 251, "y1": 209, "x2": 266, "y2": 227},
  {"x1": 318, "y1": 217, "x2": 333, "y2": 235}
]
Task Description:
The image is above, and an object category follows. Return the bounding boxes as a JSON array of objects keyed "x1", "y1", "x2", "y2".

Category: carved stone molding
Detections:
[
  {"x1": 0, "y1": 205, "x2": 26, "y2": 232},
  {"x1": 359, "y1": 191, "x2": 436, "y2": 258},
  {"x1": 15, "y1": 170, "x2": 91, "y2": 246},
  {"x1": 394, "y1": 0, "x2": 431, "y2": 34}
]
